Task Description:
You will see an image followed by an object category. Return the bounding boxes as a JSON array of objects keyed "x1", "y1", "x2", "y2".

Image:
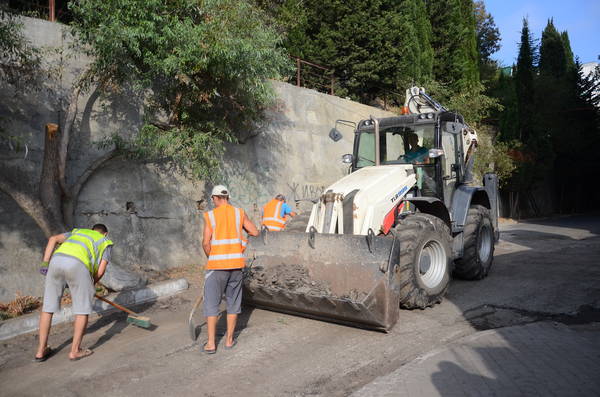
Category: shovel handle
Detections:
[{"x1": 95, "y1": 294, "x2": 136, "y2": 316}]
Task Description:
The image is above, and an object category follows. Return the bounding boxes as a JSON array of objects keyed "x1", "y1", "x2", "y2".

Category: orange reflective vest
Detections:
[
  {"x1": 262, "y1": 199, "x2": 286, "y2": 231},
  {"x1": 203, "y1": 204, "x2": 248, "y2": 270}
]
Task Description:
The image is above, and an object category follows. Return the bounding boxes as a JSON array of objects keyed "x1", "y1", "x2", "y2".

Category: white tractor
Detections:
[{"x1": 244, "y1": 87, "x2": 499, "y2": 331}]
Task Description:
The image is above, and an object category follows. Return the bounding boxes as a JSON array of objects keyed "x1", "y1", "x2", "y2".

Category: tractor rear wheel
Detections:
[
  {"x1": 453, "y1": 205, "x2": 495, "y2": 280},
  {"x1": 394, "y1": 214, "x2": 452, "y2": 309}
]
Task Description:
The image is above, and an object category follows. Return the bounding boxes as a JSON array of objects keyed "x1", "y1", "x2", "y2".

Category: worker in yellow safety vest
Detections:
[
  {"x1": 35, "y1": 224, "x2": 113, "y2": 362},
  {"x1": 261, "y1": 194, "x2": 297, "y2": 231},
  {"x1": 201, "y1": 185, "x2": 258, "y2": 353}
]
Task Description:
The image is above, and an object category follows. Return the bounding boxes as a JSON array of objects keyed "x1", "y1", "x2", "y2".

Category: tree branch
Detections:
[
  {"x1": 70, "y1": 149, "x2": 119, "y2": 200},
  {"x1": 58, "y1": 85, "x2": 81, "y2": 196},
  {"x1": 63, "y1": 149, "x2": 118, "y2": 227},
  {"x1": 0, "y1": 172, "x2": 57, "y2": 237}
]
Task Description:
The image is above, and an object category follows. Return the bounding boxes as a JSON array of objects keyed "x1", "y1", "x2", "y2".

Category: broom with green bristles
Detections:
[{"x1": 95, "y1": 294, "x2": 151, "y2": 328}]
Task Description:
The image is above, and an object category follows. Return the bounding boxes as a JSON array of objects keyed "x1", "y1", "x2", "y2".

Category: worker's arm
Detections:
[
  {"x1": 243, "y1": 213, "x2": 259, "y2": 236},
  {"x1": 42, "y1": 233, "x2": 67, "y2": 262},
  {"x1": 94, "y1": 259, "x2": 109, "y2": 284},
  {"x1": 94, "y1": 245, "x2": 112, "y2": 284},
  {"x1": 202, "y1": 220, "x2": 212, "y2": 257},
  {"x1": 282, "y1": 202, "x2": 297, "y2": 219}
]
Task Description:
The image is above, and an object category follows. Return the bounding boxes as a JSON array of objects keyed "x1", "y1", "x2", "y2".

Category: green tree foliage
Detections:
[
  {"x1": 1, "y1": 0, "x2": 292, "y2": 236},
  {"x1": 538, "y1": 20, "x2": 567, "y2": 78},
  {"x1": 426, "y1": 81, "x2": 514, "y2": 186},
  {"x1": 281, "y1": 0, "x2": 433, "y2": 102},
  {"x1": 427, "y1": 0, "x2": 479, "y2": 90},
  {"x1": 0, "y1": 6, "x2": 40, "y2": 88},
  {"x1": 494, "y1": 72, "x2": 519, "y2": 142},
  {"x1": 473, "y1": 0, "x2": 501, "y2": 81},
  {"x1": 494, "y1": 18, "x2": 600, "y2": 215},
  {"x1": 0, "y1": 6, "x2": 41, "y2": 151},
  {"x1": 70, "y1": 0, "x2": 291, "y2": 179},
  {"x1": 514, "y1": 18, "x2": 536, "y2": 143},
  {"x1": 473, "y1": 125, "x2": 517, "y2": 187}
]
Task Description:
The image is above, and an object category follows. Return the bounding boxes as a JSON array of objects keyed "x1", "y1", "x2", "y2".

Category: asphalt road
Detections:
[{"x1": 1, "y1": 214, "x2": 599, "y2": 397}]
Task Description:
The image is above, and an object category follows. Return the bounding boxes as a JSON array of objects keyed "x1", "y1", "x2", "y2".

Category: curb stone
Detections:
[{"x1": 0, "y1": 278, "x2": 189, "y2": 341}]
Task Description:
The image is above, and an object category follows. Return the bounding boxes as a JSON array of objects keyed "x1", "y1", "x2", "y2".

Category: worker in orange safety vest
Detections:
[
  {"x1": 201, "y1": 185, "x2": 258, "y2": 354},
  {"x1": 261, "y1": 194, "x2": 297, "y2": 231}
]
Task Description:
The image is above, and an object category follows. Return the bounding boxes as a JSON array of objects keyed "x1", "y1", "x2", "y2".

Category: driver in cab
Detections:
[{"x1": 400, "y1": 132, "x2": 429, "y2": 164}]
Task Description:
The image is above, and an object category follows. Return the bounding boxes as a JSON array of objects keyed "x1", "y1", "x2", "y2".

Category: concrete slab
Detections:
[
  {"x1": 0, "y1": 278, "x2": 188, "y2": 341},
  {"x1": 351, "y1": 322, "x2": 600, "y2": 397}
]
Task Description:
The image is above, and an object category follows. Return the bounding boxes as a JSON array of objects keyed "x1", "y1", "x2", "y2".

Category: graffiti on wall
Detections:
[{"x1": 287, "y1": 182, "x2": 326, "y2": 209}]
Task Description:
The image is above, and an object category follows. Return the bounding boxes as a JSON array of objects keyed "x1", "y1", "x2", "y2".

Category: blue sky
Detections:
[{"x1": 484, "y1": 0, "x2": 600, "y2": 66}]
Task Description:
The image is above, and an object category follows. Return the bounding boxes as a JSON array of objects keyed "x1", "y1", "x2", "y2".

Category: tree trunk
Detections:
[
  {"x1": 39, "y1": 123, "x2": 67, "y2": 234},
  {"x1": 58, "y1": 86, "x2": 81, "y2": 195}
]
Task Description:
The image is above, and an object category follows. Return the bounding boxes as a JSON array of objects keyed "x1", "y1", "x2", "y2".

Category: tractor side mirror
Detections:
[
  {"x1": 341, "y1": 153, "x2": 354, "y2": 164},
  {"x1": 329, "y1": 128, "x2": 343, "y2": 142},
  {"x1": 428, "y1": 148, "x2": 444, "y2": 158}
]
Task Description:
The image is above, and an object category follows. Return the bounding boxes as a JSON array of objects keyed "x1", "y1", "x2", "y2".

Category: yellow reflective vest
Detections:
[{"x1": 53, "y1": 228, "x2": 113, "y2": 276}]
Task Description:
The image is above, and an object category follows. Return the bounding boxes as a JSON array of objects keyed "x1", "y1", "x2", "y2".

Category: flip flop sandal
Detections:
[
  {"x1": 33, "y1": 346, "x2": 54, "y2": 362},
  {"x1": 224, "y1": 340, "x2": 237, "y2": 350},
  {"x1": 69, "y1": 348, "x2": 94, "y2": 361},
  {"x1": 203, "y1": 343, "x2": 216, "y2": 354}
]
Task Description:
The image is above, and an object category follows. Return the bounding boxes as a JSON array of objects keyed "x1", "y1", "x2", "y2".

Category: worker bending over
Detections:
[
  {"x1": 262, "y1": 194, "x2": 297, "y2": 231},
  {"x1": 202, "y1": 185, "x2": 258, "y2": 353},
  {"x1": 35, "y1": 224, "x2": 113, "y2": 362}
]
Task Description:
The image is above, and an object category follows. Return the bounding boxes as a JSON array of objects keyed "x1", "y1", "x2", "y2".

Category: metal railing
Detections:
[
  {"x1": 291, "y1": 56, "x2": 335, "y2": 96},
  {"x1": 6, "y1": 0, "x2": 71, "y2": 23}
]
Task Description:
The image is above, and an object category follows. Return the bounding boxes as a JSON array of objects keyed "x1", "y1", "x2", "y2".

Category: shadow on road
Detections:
[{"x1": 426, "y1": 215, "x2": 600, "y2": 396}]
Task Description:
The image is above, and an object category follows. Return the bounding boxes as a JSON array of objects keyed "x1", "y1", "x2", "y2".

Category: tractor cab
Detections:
[{"x1": 347, "y1": 111, "x2": 475, "y2": 208}]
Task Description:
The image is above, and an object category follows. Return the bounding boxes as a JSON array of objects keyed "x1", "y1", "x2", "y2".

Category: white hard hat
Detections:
[{"x1": 211, "y1": 185, "x2": 230, "y2": 197}]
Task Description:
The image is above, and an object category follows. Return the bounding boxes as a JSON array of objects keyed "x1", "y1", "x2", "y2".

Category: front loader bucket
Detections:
[{"x1": 243, "y1": 231, "x2": 401, "y2": 332}]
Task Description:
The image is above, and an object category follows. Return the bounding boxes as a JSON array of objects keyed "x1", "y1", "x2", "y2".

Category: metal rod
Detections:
[
  {"x1": 49, "y1": 0, "x2": 55, "y2": 22},
  {"x1": 372, "y1": 116, "x2": 380, "y2": 166},
  {"x1": 296, "y1": 58, "x2": 301, "y2": 87},
  {"x1": 331, "y1": 75, "x2": 335, "y2": 95}
]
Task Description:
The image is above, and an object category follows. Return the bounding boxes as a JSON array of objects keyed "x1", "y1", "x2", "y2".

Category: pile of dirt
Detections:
[{"x1": 245, "y1": 264, "x2": 333, "y2": 297}]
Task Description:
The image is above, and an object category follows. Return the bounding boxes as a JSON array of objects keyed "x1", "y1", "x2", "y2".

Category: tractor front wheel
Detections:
[{"x1": 394, "y1": 214, "x2": 452, "y2": 309}]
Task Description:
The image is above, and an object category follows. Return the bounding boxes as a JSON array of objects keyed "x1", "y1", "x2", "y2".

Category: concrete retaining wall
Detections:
[{"x1": 0, "y1": 17, "x2": 395, "y2": 301}]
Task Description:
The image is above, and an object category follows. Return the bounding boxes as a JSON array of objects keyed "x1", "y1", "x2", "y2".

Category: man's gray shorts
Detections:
[
  {"x1": 203, "y1": 269, "x2": 243, "y2": 317},
  {"x1": 42, "y1": 255, "x2": 95, "y2": 315}
]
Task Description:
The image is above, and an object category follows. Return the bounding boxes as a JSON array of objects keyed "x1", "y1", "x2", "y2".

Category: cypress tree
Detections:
[
  {"x1": 427, "y1": 0, "x2": 479, "y2": 90},
  {"x1": 410, "y1": 0, "x2": 434, "y2": 83},
  {"x1": 458, "y1": 0, "x2": 480, "y2": 85},
  {"x1": 560, "y1": 31, "x2": 576, "y2": 74},
  {"x1": 514, "y1": 18, "x2": 535, "y2": 143},
  {"x1": 539, "y1": 19, "x2": 567, "y2": 78},
  {"x1": 495, "y1": 71, "x2": 519, "y2": 143}
]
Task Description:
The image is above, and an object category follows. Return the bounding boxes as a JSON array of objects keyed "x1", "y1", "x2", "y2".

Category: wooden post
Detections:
[
  {"x1": 49, "y1": 0, "x2": 56, "y2": 22},
  {"x1": 331, "y1": 75, "x2": 335, "y2": 95},
  {"x1": 296, "y1": 58, "x2": 301, "y2": 87}
]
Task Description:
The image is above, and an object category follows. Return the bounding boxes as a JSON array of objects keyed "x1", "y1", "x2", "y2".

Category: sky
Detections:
[{"x1": 484, "y1": 0, "x2": 600, "y2": 66}]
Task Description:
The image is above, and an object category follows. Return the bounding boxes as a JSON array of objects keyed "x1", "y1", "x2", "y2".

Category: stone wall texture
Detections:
[{"x1": 0, "y1": 18, "x2": 395, "y2": 301}]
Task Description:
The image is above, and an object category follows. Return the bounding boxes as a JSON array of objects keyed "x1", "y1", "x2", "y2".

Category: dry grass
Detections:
[{"x1": 0, "y1": 292, "x2": 41, "y2": 320}]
